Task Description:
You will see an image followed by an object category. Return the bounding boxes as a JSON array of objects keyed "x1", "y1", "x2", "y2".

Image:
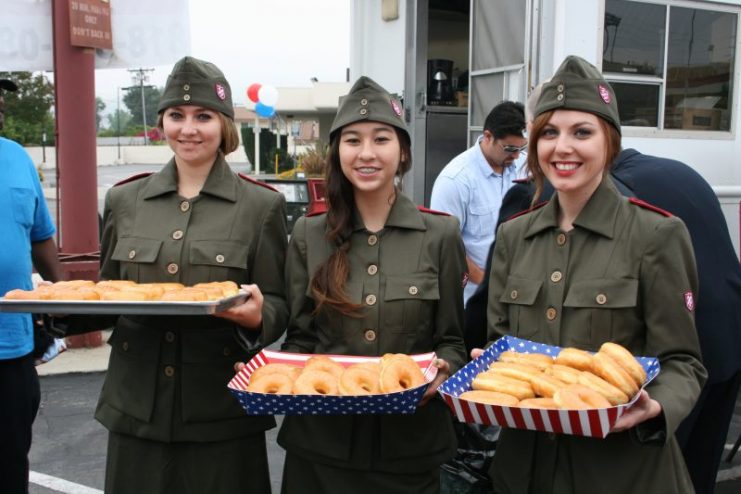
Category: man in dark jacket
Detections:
[{"x1": 465, "y1": 148, "x2": 741, "y2": 494}]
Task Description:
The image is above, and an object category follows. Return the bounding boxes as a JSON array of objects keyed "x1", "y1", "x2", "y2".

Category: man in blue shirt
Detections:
[
  {"x1": 0, "y1": 77, "x2": 61, "y2": 493},
  {"x1": 430, "y1": 101, "x2": 526, "y2": 303}
]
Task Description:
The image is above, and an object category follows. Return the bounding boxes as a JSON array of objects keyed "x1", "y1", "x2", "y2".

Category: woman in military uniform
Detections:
[
  {"x1": 85, "y1": 57, "x2": 287, "y2": 493},
  {"x1": 481, "y1": 56, "x2": 707, "y2": 493},
  {"x1": 276, "y1": 77, "x2": 467, "y2": 493}
]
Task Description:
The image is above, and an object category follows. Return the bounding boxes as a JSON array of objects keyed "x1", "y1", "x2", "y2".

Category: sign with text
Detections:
[{"x1": 69, "y1": 0, "x2": 112, "y2": 50}]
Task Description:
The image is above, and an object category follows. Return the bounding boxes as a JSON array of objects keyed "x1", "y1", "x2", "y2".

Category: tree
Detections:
[
  {"x1": 122, "y1": 86, "x2": 161, "y2": 134},
  {"x1": 106, "y1": 109, "x2": 132, "y2": 135},
  {"x1": 0, "y1": 71, "x2": 55, "y2": 145},
  {"x1": 95, "y1": 97, "x2": 106, "y2": 132}
]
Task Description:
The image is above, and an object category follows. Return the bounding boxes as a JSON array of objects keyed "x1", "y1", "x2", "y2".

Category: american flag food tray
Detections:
[
  {"x1": 438, "y1": 336, "x2": 660, "y2": 438},
  {"x1": 0, "y1": 291, "x2": 250, "y2": 316},
  {"x1": 228, "y1": 350, "x2": 438, "y2": 415}
]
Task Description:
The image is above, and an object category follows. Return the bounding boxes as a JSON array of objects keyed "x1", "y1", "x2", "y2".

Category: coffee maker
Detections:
[{"x1": 427, "y1": 59, "x2": 455, "y2": 105}]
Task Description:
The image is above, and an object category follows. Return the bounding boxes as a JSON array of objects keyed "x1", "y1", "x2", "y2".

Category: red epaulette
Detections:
[
  {"x1": 629, "y1": 197, "x2": 672, "y2": 217},
  {"x1": 237, "y1": 173, "x2": 278, "y2": 192},
  {"x1": 305, "y1": 210, "x2": 327, "y2": 217},
  {"x1": 113, "y1": 172, "x2": 153, "y2": 187},
  {"x1": 417, "y1": 205, "x2": 450, "y2": 216},
  {"x1": 505, "y1": 201, "x2": 548, "y2": 222},
  {"x1": 512, "y1": 177, "x2": 532, "y2": 184}
]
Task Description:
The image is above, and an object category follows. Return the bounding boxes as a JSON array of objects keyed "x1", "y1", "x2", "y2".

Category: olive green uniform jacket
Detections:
[
  {"x1": 94, "y1": 156, "x2": 288, "y2": 443},
  {"x1": 486, "y1": 179, "x2": 707, "y2": 494},
  {"x1": 277, "y1": 193, "x2": 467, "y2": 476}
]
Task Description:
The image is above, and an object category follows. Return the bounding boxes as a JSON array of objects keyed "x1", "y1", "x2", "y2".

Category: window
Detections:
[{"x1": 603, "y1": 0, "x2": 737, "y2": 131}]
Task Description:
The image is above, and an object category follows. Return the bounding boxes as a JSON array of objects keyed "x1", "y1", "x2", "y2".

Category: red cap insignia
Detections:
[
  {"x1": 684, "y1": 291, "x2": 695, "y2": 312},
  {"x1": 215, "y1": 83, "x2": 226, "y2": 101},
  {"x1": 390, "y1": 99, "x2": 402, "y2": 116},
  {"x1": 598, "y1": 84, "x2": 611, "y2": 104}
]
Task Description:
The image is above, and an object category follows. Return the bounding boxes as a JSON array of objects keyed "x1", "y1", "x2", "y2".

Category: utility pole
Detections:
[{"x1": 128, "y1": 68, "x2": 154, "y2": 145}]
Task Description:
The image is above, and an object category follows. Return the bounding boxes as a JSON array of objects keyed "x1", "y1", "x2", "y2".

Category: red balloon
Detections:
[{"x1": 247, "y1": 83, "x2": 262, "y2": 103}]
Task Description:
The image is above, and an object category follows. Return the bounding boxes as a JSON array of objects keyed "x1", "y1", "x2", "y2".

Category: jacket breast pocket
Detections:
[
  {"x1": 11, "y1": 187, "x2": 35, "y2": 228},
  {"x1": 499, "y1": 276, "x2": 543, "y2": 338},
  {"x1": 468, "y1": 204, "x2": 496, "y2": 238},
  {"x1": 111, "y1": 237, "x2": 163, "y2": 281},
  {"x1": 189, "y1": 240, "x2": 249, "y2": 280},
  {"x1": 384, "y1": 274, "x2": 440, "y2": 334},
  {"x1": 563, "y1": 278, "x2": 638, "y2": 348}
]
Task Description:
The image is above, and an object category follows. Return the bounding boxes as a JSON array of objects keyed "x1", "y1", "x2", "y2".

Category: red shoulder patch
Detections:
[
  {"x1": 505, "y1": 201, "x2": 548, "y2": 222},
  {"x1": 237, "y1": 173, "x2": 278, "y2": 192},
  {"x1": 629, "y1": 197, "x2": 672, "y2": 217},
  {"x1": 113, "y1": 172, "x2": 153, "y2": 187},
  {"x1": 305, "y1": 211, "x2": 327, "y2": 217},
  {"x1": 513, "y1": 177, "x2": 531, "y2": 184},
  {"x1": 417, "y1": 205, "x2": 450, "y2": 216}
]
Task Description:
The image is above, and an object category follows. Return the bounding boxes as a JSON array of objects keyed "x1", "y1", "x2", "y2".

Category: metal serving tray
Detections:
[{"x1": 0, "y1": 291, "x2": 250, "y2": 315}]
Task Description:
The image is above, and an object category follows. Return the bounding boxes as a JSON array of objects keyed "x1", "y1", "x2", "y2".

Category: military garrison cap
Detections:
[
  {"x1": 157, "y1": 56, "x2": 234, "y2": 119},
  {"x1": 535, "y1": 55, "x2": 621, "y2": 134},
  {"x1": 330, "y1": 76, "x2": 408, "y2": 141}
]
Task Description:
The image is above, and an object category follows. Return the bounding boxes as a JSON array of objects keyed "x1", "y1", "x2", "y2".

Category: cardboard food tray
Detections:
[
  {"x1": 228, "y1": 350, "x2": 437, "y2": 415},
  {"x1": 0, "y1": 291, "x2": 249, "y2": 315},
  {"x1": 438, "y1": 335, "x2": 660, "y2": 438}
]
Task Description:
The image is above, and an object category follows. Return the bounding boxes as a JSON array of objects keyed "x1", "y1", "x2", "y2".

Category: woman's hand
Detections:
[
  {"x1": 213, "y1": 284, "x2": 264, "y2": 330},
  {"x1": 419, "y1": 358, "x2": 450, "y2": 406},
  {"x1": 233, "y1": 361, "x2": 246, "y2": 373},
  {"x1": 611, "y1": 389, "x2": 662, "y2": 432},
  {"x1": 470, "y1": 348, "x2": 484, "y2": 359}
]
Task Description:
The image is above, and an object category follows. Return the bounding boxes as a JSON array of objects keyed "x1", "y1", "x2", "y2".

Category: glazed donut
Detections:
[
  {"x1": 590, "y1": 352, "x2": 639, "y2": 398},
  {"x1": 339, "y1": 364, "x2": 381, "y2": 395},
  {"x1": 555, "y1": 347, "x2": 594, "y2": 371},
  {"x1": 578, "y1": 371, "x2": 629, "y2": 405},
  {"x1": 529, "y1": 373, "x2": 567, "y2": 398},
  {"x1": 159, "y1": 288, "x2": 209, "y2": 302},
  {"x1": 553, "y1": 384, "x2": 612, "y2": 410},
  {"x1": 250, "y1": 363, "x2": 301, "y2": 384},
  {"x1": 354, "y1": 361, "x2": 382, "y2": 374},
  {"x1": 517, "y1": 397, "x2": 559, "y2": 409},
  {"x1": 50, "y1": 288, "x2": 100, "y2": 300},
  {"x1": 126, "y1": 284, "x2": 166, "y2": 300},
  {"x1": 304, "y1": 356, "x2": 346, "y2": 381},
  {"x1": 472, "y1": 373, "x2": 535, "y2": 400},
  {"x1": 499, "y1": 351, "x2": 554, "y2": 370},
  {"x1": 3, "y1": 289, "x2": 49, "y2": 300},
  {"x1": 460, "y1": 390, "x2": 519, "y2": 406},
  {"x1": 247, "y1": 373, "x2": 293, "y2": 394},
  {"x1": 292, "y1": 369, "x2": 339, "y2": 395},
  {"x1": 154, "y1": 282, "x2": 186, "y2": 292},
  {"x1": 379, "y1": 354, "x2": 425, "y2": 393},
  {"x1": 96, "y1": 280, "x2": 136, "y2": 289},
  {"x1": 599, "y1": 342, "x2": 647, "y2": 388},
  {"x1": 487, "y1": 361, "x2": 542, "y2": 382},
  {"x1": 101, "y1": 290, "x2": 149, "y2": 301},
  {"x1": 54, "y1": 280, "x2": 95, "y2": 289},
  {"x1": 544, "y1": 364, "x2": 582, "y2": 385},
  {"x1": 217, "y1": 281, "x2": 240, "y2": 297},
  {"x1": 193, "y1": 283, "x2": 227, "y2": 300}
]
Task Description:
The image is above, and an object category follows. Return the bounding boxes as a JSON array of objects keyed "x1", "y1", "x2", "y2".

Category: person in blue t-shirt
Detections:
[{"x1": 0, "y1": 77, "x2": 61, "y2": 494}]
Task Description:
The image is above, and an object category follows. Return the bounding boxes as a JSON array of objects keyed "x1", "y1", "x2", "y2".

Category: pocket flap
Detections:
[
  {"x1": 563, "y1": 278, "x2": 638, "y2": 308},
  {"x1": 111, "y1": 237, "x2": 162, "y2": 263},
  {"x1": 499, "y1": 276, "x2": 543, "y2": 306},
  {"x1": 384, "y1": 274, "x2": 440, "y2": 301},
  {"x1": 189, "y1": 240, "x2": 248, "y2": 269}
]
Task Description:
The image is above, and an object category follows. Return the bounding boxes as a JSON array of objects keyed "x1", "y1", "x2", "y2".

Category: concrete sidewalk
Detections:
[{"x1": 36, "y1": 331, "x2": 111, "y2": 377}]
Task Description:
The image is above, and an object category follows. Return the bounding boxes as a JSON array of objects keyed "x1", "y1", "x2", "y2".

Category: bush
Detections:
[{"x1": 299, "y1": 143, "x2": 328, "y2": 177}]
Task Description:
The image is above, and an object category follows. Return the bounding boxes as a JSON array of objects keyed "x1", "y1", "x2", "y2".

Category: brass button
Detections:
[
  {"x1": 360, "y1": 98, "x2": 368, "y2": 106},
  {"x1": 359, "y1": 108, "x2": 368, "y2": 115},
  {"x1": 167, "y1": 263, "x2": 179, "y2": 274},
  {"x1": 596, "y1": 293, "x2": 607, "y2": 305},
  {"x1": 223, "y1": 347, "x2": 231, "y2": 356},
  {"x1": 183, "y1": 94, "x2": 191, "y2": 101},
  {"x1": 367, "y1": 264, "x2": 378, "y2": 275},
  {"x1": 128, "y1": 250, "x2": 136, "y2": 259},
  {"x1": 365, "y1": 294, "x2": 377, "y2": 306},
  {"x1": 556, "y1": 233, "x2": 566, "y2": 246},
  {"x1": 164, "y1": 365, "x2": 175, "y2": 377},
  {"x1": 122, "y1": 341, "x2": 129, "y2": 351},
  {"x1": 165, "y1": 332, "x2": 175, "y2": 343},
  {"x1": 368, "y1": 235, "x2": 378, "y2": 246},
  {"x1": 510, "y1": 290, "x2": 518, "y2": 300},
  {"x1": 364, "y1": 329, "x2": 376, "y2": 342},
  {"x1": 215, "y1": 254, "x2": 225, "y2": 263},
  {"x1": 550, "y1": 271, "x2": 563, "y2": 283},
  {"x1": 172, "y1": 230, "x2": 183, "y2": 240},
  {"x1": 408, "y1": 286, "x2": 418, "y2": 295},
  {"x1": 557, "y1": 84, "x2": 564, "y2": 92},
  {"x1": 557, "y1": 93, "x2": 564, "y2": 101},
  {"x1": 180, "y1": 201, "x2": 190, "y2": 212},
  {"x1": 546, "y1": 307, "x2": 557, "y2": 320},
  {"x1": 183, "y1": 84, "x2": 190, "y2": 91}
]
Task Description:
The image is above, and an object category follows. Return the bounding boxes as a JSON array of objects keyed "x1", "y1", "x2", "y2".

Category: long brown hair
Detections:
[
  {"x1": 309, "y1": 126, "x2": 412, "y2": 316},
  {"x1": 527, "y1": 110, "x2": 621, "y2": 204}
]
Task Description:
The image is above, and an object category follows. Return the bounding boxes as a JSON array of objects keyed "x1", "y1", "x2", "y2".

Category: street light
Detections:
[{"x1": 121, "y1": 82, "x2": 154, "y2": 147}]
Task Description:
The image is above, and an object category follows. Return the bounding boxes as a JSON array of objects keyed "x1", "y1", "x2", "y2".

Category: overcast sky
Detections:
[{"x1": 95, "y1": 0, "x2": 351, "y2": 117}]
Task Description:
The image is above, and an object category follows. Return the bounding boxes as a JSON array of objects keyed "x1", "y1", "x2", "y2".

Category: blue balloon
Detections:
[{"x1": 255, "y1": 102, "x2": 275, "y2": 118}]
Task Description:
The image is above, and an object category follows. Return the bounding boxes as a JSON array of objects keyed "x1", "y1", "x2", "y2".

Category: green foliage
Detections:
[
  {"x1": 104, "y1": 108, "x2": 133, "y2": 135},
  {"x1": 298, "y1": 143, "x2": 329, "y2": 177},
  {"x1": 0, "y1": 71, "x2": 55, "y2": 145},
  {"x1": 122, "y1": 85, "x2": 162, "y2": 132},
  {"x1": 95, "y1": 97, "x2": 106, "y2": 131},
  {"x1": 241, "y1": 125, "x2": 291, "y2": 173}
]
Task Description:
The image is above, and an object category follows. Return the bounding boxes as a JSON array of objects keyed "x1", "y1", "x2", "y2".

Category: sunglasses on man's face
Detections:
[{"x1": 498, "y1": 142, "x2": 528, "y2": 154}]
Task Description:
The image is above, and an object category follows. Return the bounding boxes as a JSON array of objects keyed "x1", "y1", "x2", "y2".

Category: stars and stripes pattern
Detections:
[
  {"x1": 228, "y1": 350, "x2": 437, "y2": 415},
  {"x1": 438, "y1": 336, "x2": 660, "y2": 438}
]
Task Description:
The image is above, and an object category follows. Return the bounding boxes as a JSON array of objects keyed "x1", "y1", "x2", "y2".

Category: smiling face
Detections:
[
  {"x1": 338, "y1": 121, "x2": 403, "y2": 199},
  {"x1": 537, "y1": 110, "x2": 608, "y2": 200},
  {"x1": 162, "y1": 105, "x2": 222, "y2": 168}
]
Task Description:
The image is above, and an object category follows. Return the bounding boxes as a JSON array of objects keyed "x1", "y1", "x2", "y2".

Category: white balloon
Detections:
[{"x1": 258, "y1": 85, "x2": 279, "y2": 106}]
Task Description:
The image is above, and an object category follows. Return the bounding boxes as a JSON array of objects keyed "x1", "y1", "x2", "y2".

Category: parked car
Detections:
[{"x1": 263, "y1": 178, "x2": 327, "y2": 234}]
